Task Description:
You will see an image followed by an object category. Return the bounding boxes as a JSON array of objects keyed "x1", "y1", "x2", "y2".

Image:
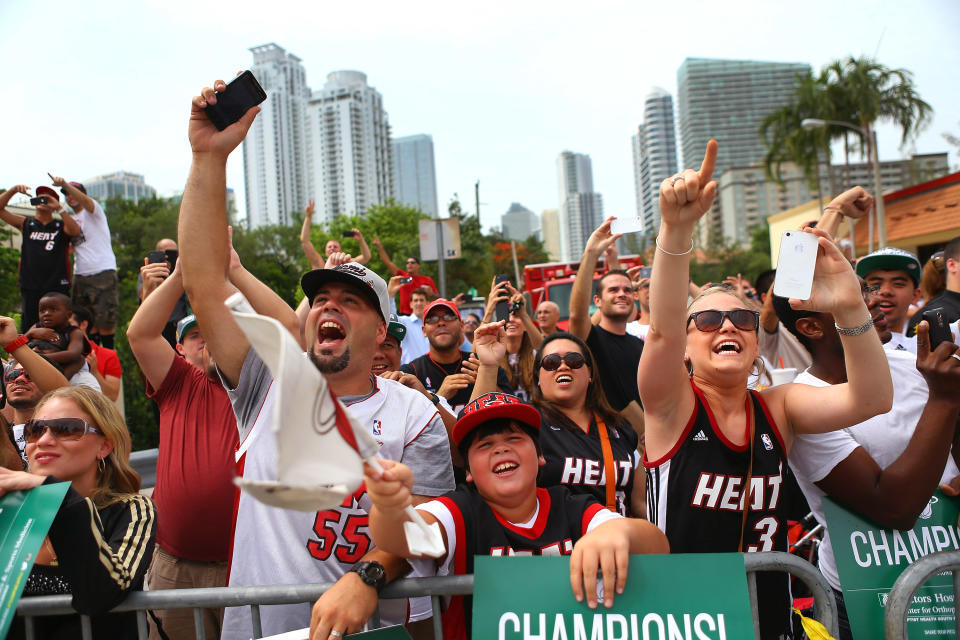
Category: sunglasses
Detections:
[
  {"x1": 687, "y1": 309, "x2": 760, "y2": 332},
  {"x1": 539, "y1": 352, "x2": 587, "y2": 372},
  {"x1": 4, "y1": 367, "x2": 29, "y2": 383},
  {"x1": 463, "y1": 319, "x2": 480, "y2": 326},
  {"x1": 24, "y1": 417, "x2": 103, "y2": 443},
  {"x1": 424, "y1": 313, "x2": 458, "y2": 325}
]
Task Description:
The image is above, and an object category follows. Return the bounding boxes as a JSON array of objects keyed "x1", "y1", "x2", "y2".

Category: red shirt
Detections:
[
  {"x1": 398, "y1": 270, "x2": 438, "y2": 315},
  {"x1": 147, "y1": 355, "x2": 238, "y2": 561},
  {"x1": 90, "y1": 342, "x2": 122, "y2": 378}
]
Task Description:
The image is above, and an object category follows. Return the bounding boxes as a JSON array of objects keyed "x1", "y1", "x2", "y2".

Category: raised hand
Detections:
[
  {"x1": 47, "y1": 173, "x2": 67, "y2": 188},
  {"x1": 0, "y1": 316, "x2": 18, "y2": 345},
  {"x1": 788, "y1": 228, "x2": 862, "y2": 317},
  {"x1": 659, "y1": 139, "x2": 718, "y2": 228},
  {"x1": 584, "y1": 217, "x2": 622, "y2": 257},
  {"x1": 914, "y1": 321, "x2": 960, "y2": 406},
  {"x1": 324, "y1": 252, "x2": 353, "y2": 269},
  {"x1": 190, "y1": 79, "x2": 261, "y2": 158},
  {"x1": 305, "y1": 199, "x2": 315, "y2": 217},
  {"x1": 825, "y1": 186, "x2": 874, "y2": 220},
  {"x1": 472, "y1": 321, "x2": 506, "y2": 366}
]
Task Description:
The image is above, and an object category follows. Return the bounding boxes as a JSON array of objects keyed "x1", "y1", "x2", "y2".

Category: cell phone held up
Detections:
[
  {"x1": 204, "y1": 71, "x2": 267, "y2": 131},
  {"x1": 494, "y1": 274, "x2": 511, "y2": 323},
  {"x1": 921, "y1": 307, "x2": 954, "y2": 352},
  {"x1": 29, "y1": 196, "x2": 48, "y2": 206},
  {"x1": 341, "y1": 230, "x2": 356, "y2": 238},
  {"x1": 773, "y1": 230, "x2": 819, "y2": 300}
]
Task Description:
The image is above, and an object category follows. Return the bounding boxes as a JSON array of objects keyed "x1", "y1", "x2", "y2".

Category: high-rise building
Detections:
[
  {"x1": 305, "y1": 71, "x2": 394, "y2": 222},
  {"x1": 83, "y1": 171, "x2": 156, "y2": 204},
  {"x1": 719, "y1": 153, "x2": 951, "y2": 243},
  {"x1": 677, "y1": 58, "x2": 811, "y2": 242},
  {"x1": 557, "y1": 151, "x2": 603, "y2": 261},
  {"x1": 392, "y1": 134, "x2": 438, "y2": 217},
  {"x1": 540, "y1": 209, "x2": 562, "y2": 261},
  {"x1": 500, "y1": 202, "x2": 539, "y2": 241},
  {"x1": 243, "y1": 43, "x2": 311, "y2": 229},
  {"x1": 632, "y1": 88, "x2": 679, "y2": 235}
]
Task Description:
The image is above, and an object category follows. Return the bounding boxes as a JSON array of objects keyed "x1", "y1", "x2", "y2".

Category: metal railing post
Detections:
[
  {"x1": 743, "y1": 551, "x2": 838, "y2": 639},
  {"x1": 885, "y1": 549, "x2": 960, "y2": 639}
]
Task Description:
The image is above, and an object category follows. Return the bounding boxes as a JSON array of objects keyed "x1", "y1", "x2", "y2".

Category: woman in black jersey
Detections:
[
  {"x1": 638, "y1": 140, "x2": 893, "y2": 639},
  {"x1": 1, "y1": 386, "x2": 156, "y2": 640},
  {"x1": 472, "y1": 329, "x2": 642, "y2": 517}
]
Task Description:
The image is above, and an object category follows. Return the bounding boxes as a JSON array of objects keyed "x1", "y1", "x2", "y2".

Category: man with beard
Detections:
[
  {"x1": 569, "y1": 218, "x2": 645, "y2": 433},
  {"x1": 178, "y1": 79, "x2": 454, "y2": 640},
  {"x1": 1, "y1": 316, "x2": 71, "y2": 463},
  {"x1": 127, "y1": 258, "x2": 238, "y2": 640}
]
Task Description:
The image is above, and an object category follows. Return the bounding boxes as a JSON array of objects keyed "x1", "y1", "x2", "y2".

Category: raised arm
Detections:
[
  {"x1": 818, "y1": 186, "x2": 874, "y2": 239},
  {"x1": 178, "y1": 79, "x2": 260, "y2": 388},
  {"x1": 372, "y1": 236, "x2": 401, "y2": 275},
  {"x1": 127, "y1": 260, "x2": 182, "y2": 389},
  {"x1": 0, "y1": 185, "x2": 29, "y2": 231},
  {"x1": 568, "y1": 218, "x2": 621, "y2": 340},
  {"x1": 508, "y1": 290, "x2": 543, "y2": 350},
  {"x1": 299, "y1": 199, "x2": 324, "y2": 269},
  {"x1": 0, "y1": 317, "x2": 70, "y2": 392},
  {"x1": 637, "y1": 140, "x2": 718, "y2": 431},
  {"x1": 352, "y1": 229, "x2": 372, "y2": 265},
  {"x1": 48, "y1": 174, "x2": 95, "y2": 215}
]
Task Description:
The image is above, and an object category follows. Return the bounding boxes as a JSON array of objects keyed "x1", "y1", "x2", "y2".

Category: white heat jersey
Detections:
[{"x1": 221, "y1": 351, "x2": 455, "y2": 640}]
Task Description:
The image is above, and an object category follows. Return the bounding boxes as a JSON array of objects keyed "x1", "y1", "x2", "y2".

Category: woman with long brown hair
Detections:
[{"x1": 1, "y1": 385, "x2": 156, "y2": 640}]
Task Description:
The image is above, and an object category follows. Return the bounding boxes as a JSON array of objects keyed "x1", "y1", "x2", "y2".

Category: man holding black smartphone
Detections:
[{"x1": 0, "y1": 184, "x2": 80, "y2": 331}]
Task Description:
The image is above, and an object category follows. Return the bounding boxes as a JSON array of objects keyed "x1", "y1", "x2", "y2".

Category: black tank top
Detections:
[{"x1": 645, "y1": 380, "x2": 792, "y2": 639}]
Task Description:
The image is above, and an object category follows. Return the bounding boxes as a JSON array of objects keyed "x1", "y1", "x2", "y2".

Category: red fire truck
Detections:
[{"x1": 522, "y1": 255, "x2": 645, "y2": 330}]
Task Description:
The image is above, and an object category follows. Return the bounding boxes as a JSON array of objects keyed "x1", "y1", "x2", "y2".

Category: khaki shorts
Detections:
[{"x1": 72, "y1": 270, "x2": 119, "y2": 329}]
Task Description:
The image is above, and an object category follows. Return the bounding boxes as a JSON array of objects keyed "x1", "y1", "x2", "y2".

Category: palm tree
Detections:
[{"x1": 762, "y1": 56, "x2": 933, "y2": 196}]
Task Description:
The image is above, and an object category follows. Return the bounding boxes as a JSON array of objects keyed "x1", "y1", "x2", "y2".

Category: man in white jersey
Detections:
[{"x1": 178, "y1": 79, "x2": 455, "y2": 640}]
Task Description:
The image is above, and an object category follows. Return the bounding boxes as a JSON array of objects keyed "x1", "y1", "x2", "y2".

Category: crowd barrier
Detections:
[
  {"x1": 884, "y1": 549, "x2": 960, "y2": 639},
  {"x1": 16, "y1": 551, "x2": 836, "y2": 640},
  {"x1": 130, "y1": 448, "x2": 158, "y2": 489}
]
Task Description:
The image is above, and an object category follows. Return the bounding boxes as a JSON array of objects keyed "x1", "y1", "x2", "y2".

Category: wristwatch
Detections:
[
  {"x1": 349, "y1": 561, "x2": 387, "y2": 592},
  {"x1": 429, "y1": 392, "x2": 441, "y2": 406}
]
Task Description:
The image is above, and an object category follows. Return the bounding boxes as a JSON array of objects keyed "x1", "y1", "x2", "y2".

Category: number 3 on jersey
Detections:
[
  {"x1": 307, "y1": 510, "x2": 371, "y2": 564},
  {"x1": 746, "y1": 516, "x2": 778, "y2": 552}
]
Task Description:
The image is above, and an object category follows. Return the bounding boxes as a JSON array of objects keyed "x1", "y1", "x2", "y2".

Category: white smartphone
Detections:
[
  {"x1": 610, "y1": 216, "x2": 644, "y2": 235},
  {"x1": 773, "y1": 230, "x2": 819, "y2": 300}
]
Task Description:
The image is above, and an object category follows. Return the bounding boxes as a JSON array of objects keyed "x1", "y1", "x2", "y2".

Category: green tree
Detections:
[
  {"x1": 762, "y1": 57, "x2": 932, "y2": 194},
  {"x1": 690, "y1": 222, "x2": 772, "y2": 287}
]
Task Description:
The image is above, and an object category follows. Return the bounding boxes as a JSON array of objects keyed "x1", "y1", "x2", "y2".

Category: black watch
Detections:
[
  {"x1": 349, "y1": 560, "x2": 387, "y2": 592},
  {"x1": 429, "y1": 392, "x2": 441, "y2": 406}
]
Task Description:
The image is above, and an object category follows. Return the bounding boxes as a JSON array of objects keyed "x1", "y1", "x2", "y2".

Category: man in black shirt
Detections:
[
  {"x1": 401, "y1": 299, "x2": 512, "y2": 413},
  {"x1": 568, "y1": 218, "x2": 645, "y2": 435},
  {"x1": 0, "y1": 185, "x2": 81, "y2": 331},
  {"x1": 907, "y1": 235, "x2": 960, "y2": 336}
]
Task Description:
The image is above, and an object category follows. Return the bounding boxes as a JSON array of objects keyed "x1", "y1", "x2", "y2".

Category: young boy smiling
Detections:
[{"x1": 365, "y1": 392, "x2": 668, "y2": 639}]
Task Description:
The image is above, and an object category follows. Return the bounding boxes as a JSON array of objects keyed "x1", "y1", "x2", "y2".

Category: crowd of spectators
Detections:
[{"x1": 1, "y1": 82, "x2": 959, "y2": 640}]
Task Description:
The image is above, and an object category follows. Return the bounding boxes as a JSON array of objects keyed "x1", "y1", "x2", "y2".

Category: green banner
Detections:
[
  {"x1": 473, "y1": 554, "x2": 755, "y2": 639},
  {"x1": 0, "y1": 482, "x2": 70, "y2": 638},
  {"x1": 823, "y1": 490, "x2": 960, "y2": 639}
]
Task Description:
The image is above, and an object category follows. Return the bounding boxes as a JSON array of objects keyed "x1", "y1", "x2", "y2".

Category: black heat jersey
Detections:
[
  {"x1": 429, "y1": 485, "x2": 605, "y2": 640},
  {"x1": 538, "y1": 410, "x2": 640, "y2": 516},
  {"x1": 645, "y1": 380, "x2": 792, "y2": 639},
  {"x1": 18, "y1": 217, "x2": 72, "y2": 291},
  {"x1": 401, "y1": 351, "x2": 513, "y2": 411}
]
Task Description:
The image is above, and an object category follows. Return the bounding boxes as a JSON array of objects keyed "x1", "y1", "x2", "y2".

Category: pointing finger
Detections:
[{"x1": 699, "y1": 139, "x2": 718, "y2": 185}]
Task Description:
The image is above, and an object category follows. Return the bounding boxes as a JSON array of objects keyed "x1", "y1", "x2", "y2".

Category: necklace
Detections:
[{"x1": 41, "y1": 537, "x2": 59, "y2": 566}]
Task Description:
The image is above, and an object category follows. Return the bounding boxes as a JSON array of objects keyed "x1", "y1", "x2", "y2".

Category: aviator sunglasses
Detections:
[
  {"x1": 539, "y1": 352, "x2": 587, "y2": 372},
  {"x1": 687, "y1": 309, "x2": 760, "y2": 332},
  {"x1": 23, "y1": 417, "x2": 103, "y2": 443}
]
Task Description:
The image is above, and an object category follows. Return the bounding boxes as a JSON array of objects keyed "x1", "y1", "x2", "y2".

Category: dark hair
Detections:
[
  {"x1": 944, "y1": 236, "x2": 960, "y2": 262},
  {"x1": 754, "y1": 269, "x2": 776, "y2": 297},
  {"x1": 410, "y1": 289, "x2": 429, "y2": 301},
  {"x1": 40, "y1": 291, "x2": 71, "y2": 306},
  {"x1": 465, "y1": 313, "x2": 481, "y2": 323},
  {"x1": 771, "y1": 295, "x2": 817, "y2": 353},
  {"x1": 456, "y1": 418, "x2": 541, "y2": 470},
  {"x1": 595, "y1": 269, "x2": 631, "y2": 297},
  {"x1": 531, "y1": 332, "x2": 627, "y2": 433},
  {"x1": 71, "y1": 305, "x2": 94, "y2": 329}
]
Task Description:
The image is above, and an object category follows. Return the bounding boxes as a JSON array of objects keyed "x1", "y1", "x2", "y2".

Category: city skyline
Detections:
[
  {"x1": 632, "y1": 88, "x2": 680, "y2": 235},
  {"x1": 3, "y1": 0, "x2": 957, "y2": 238},
  {"x1": 393, "y1": 134, "x2": 439, "y2": 218}
]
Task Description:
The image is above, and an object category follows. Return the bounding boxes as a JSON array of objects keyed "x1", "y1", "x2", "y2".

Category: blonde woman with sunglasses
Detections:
[
  {"x1": 638, "y1": 140, "x2": 892, "y2": 639},
  {"x1": 0, "y1": 385, "x2": 155, "y2": 640}
]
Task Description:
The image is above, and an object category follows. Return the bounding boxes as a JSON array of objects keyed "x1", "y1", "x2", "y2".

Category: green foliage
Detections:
[
  {"x1": 232, "y1": 219, "x2": 309, "y2": 307},
  {"x1": 690, "y1": 222, "x2": 772, "y2": 286}
]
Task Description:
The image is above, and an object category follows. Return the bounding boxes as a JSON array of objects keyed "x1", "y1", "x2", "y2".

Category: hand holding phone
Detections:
[
  {"x1": 29, "y1": 196, "x2": 48, "y2": 206},
  {"x1": 205, "y1": 71, "x2": 267, "y2": 131},
  {"x1": 922, "y1": 308, "x2": 954, "y2": 352},
  {"x1": 773, "y1": 231, "x2": 819, "y2": 300},
  {"x1": 493, "y1": 274, "x2": 511, "y2": 323}
]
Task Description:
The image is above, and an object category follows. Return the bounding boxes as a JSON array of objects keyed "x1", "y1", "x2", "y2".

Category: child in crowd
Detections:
[
  {"x1": 25, "y1": 292, "x2": 88, "y2": 379},
  {"x1": 364, "y1": 392, "x2": 668, "y2": 640}
]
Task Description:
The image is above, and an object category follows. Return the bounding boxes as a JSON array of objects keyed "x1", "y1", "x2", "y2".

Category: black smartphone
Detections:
[
  {"x1": 922, "y1": 307, "x2": 954, "y2": 351},
  {"x1": 494, "y1": 274, "x2": 510, "y2": 323},
  {"x1": 204, "y1": 70, "x2": 267, "y2": 131},
  {"x1": 164, "y1": 249, "x2": 179, "y2": 269},
  {"x1": 29, "y1": 196, "x2": 48, "y2": 206},
  {"x1": 147, "y1": 251, "x2": 167, "y2": 264},
  {"x1": 399, "y1": 277, "x2": 413, "y2": 284},
  {"x1": 341, "y1": 230, "x2": 356, "y2": 238}
]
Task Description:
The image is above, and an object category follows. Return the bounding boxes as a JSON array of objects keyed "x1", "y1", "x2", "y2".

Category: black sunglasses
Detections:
[
  {"x1": 23, "y1": 417, "x2": 103, "y2": 443},
  {"x1": 540, "y1": 352, "x2": 587, "y2": 372},
  {"x1": 687, "y1": 309, "x2": 760, "y2": 332},
  {"x1": 4, "y1": 367, "x2": 29, "y2": 383},
  {"x1": 424, "y1": 313, "x2": 458, "y2": 325}
]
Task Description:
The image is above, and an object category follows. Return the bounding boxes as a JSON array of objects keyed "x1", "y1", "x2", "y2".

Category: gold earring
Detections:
[{"x1": 97, "y1": 457, "x2": 105, "y2": 474}]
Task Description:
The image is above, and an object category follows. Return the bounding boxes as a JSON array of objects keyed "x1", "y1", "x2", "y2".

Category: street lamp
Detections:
[{"x1": 801, "y1": 118, "x2": 886, "y2": 252}]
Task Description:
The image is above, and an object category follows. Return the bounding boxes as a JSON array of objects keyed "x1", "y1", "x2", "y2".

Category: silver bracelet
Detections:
[
  {"x1": 655, "y1": 236, "x2": 693, "y2": 256},
  {"x1": 835, "y1": 316, "x2": 874, "y2": 336}
]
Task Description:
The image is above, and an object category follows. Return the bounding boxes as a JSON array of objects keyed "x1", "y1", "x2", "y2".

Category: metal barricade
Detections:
[
  {"x1": 130, "y1": 448, "x2": 159, "y2": 489},
  {"x1": 16, "y1": 552, "x2": 836, "y2": 640},
  {"x1": 884, "y1": 549, "x2": 960, "y2": 639}
]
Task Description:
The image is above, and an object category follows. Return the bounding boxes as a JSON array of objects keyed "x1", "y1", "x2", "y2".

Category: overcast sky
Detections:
[{"x1": 2, "y1": 0, "x2": 957, "y2": 233}]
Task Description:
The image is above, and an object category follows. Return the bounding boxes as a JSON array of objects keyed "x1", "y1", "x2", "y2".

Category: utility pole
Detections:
[{"x1": 475, "y1": 181, "x2": 480, "y2": 219}]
